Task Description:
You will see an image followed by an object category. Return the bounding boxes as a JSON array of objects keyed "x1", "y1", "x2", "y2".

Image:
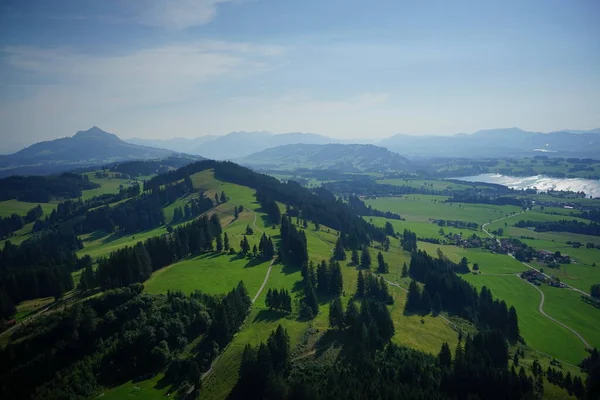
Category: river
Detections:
[{"x1": 453, "y1": 173, "x2": 600, "y2": 199}]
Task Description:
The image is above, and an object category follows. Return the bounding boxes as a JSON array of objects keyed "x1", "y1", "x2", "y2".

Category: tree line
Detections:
[
  {"x1": 515, "y1": 219, "x2": 600, "y2": 237},
  {"x1": 0, "y1": 172, "x2": 99, "y2": 203},
  {"x1": 92, "y1": 214, "x2": 222, "y2": 290},
  {"x1": 407, "y1": 249, "x2": 520, "y2": 343}
]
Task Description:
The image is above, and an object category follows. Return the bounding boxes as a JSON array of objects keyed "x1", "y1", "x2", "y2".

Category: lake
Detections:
[{"x1": 453, "y1": 173, "x2": 600, "y2": 199}]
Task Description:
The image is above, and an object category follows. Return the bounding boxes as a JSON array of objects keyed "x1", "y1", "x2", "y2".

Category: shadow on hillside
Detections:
[
  {"x1": 84, "y1": 229, "x2": 109, "y2": 243},
  {"x1": 244, "y1": 257, "x2": 266, "y2": 268},
  {"x1": 253, "y1": 309, "x2": 287, "y2": 323}
]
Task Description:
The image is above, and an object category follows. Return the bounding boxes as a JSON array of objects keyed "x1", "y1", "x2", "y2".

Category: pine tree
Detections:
[
  {"x1": 329, "y1": 297, "x2": 344, "y2": 330},
  {"x1": 216, "y1": 234, "x2": 223, "y2": 252},
  {"x1": 333, "y1": 237, "x2": 346, "y2": 260},
  {"x1": 360, "y1": 248, "x2": 371, "y2": 270},
  {"x1": 223, "y1": 232, "x2": 230, "y2": 251},
  {"x1": 432, "y1": 293, "x2": 442, "y2": 315},
  {"x1": 330, "y1": 261, "x2": 343, "y2": 296},
  {"x1": 357, "y1": 270, "x2": 365, "y2": 297},
  {"x1": 266, "y1": 288, "x2": 274, "y2": 309},
  {"x1": 405, "y1": 280, "x2": 421, "y2": 313},
  {"x1": 215, "y1": 193, "x2": 220, "y2": 204},
  {"x1": 401, "y1": 262, "x2": 408, "y2": 278},
  {"x1": 438, "y1": 342, "x2": 452, "y2": 368},
  {"x1": 252, "y1": 244, "x2": 258, "y2": 257},
  {"x1": 316, "y1": 260, "x2": 329, "y2": 292},
  {"x1": 507, "y1": 305, "x2": 520, "y2": 343},
  {"x1": 377, "y1": 251, "x2": 388, "y2": 273},
  {"x1": 304, "y1": 282, "x2": 319, "y2": 317},
  {"x1": 245, "y1": 224, "x2": 254, "y2": 235},
  {"x1": 220, "y1": 191, "x2": 227, "y2": 203},
  {"x1": 351, "y1": 248, "x2": 359, "y2": 265}
]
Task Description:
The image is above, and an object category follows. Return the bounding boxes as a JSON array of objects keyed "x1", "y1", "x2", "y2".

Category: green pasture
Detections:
[
  {"x1": 539, "y1": 285, "x2": 600, "y2": 349},
  {"x1": 0, "y1": 199, "x2": 57, "y2": 218},
  {"x1": 365, "y1": 195, "x2": 521, "y2": 224}
]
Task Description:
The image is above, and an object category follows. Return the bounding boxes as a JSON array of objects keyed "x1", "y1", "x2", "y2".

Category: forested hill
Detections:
[
  {"x1": 236, "y1": 143, "x2": 411, "y2": 172},
  {"x1": 0, "y1": 127, "x2": 182, "y2": 177},
  {"x1": 146, "y1": 159, "x2": 388, "y2": 247}
]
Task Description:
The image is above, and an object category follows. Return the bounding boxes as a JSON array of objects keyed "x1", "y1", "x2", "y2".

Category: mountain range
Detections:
[
  {"x1": 0, "y1": 127, "x2": 193, "y2": 177},
  {"x1": 124, "y1": 127, "x2": 600, "y2": 160},
  {"x1": 1, "y1": 126, "x2": 599, "y2": 178},
  {"x1": 236, "y1": 143, "x2": 410, "y2": 172}
]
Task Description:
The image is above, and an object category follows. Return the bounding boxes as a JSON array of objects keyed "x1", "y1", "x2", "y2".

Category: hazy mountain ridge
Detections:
[
  {"x1": 236, "y1": 143, "x2": 411, "y2": 172},
  {"x1": 0, "y1": 127, "x2": 185, "y2": 177},
  {"x1": 380, "y1": 127, "x2": 600, "y2": 158}
]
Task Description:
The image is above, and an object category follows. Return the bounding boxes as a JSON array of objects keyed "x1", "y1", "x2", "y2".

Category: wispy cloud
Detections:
[
  {"x1": 135, "y1": 0, "x2": 233, "y2": 30},
  {"x1": 0, "y1": 39, "x2": 284, "y2": 140}
]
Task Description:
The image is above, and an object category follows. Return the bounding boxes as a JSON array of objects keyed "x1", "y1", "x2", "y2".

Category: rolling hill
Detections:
[
  {"x1": 236, "y1": 143, "x2": 411, "y2": 172},
  {"x1": 0, "y1": 127, "x2": 183, "y2": 177},
  {"x1": 191, "y1": 131, "x2": 338, "y2": 159}
]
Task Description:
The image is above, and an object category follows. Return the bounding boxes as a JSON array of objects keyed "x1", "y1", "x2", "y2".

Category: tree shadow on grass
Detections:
[
  {"x1": 244, "y1": 257, "x2": 266, "y2": 268},
  {"x1": 253, "y1": 309, "x2": 287, "y2": 323},
  {"x1": 84, "y1": 229, "x2": 110, "y2": 243}
]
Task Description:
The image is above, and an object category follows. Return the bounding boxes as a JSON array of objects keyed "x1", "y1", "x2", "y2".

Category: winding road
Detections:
[{"x1": 481, "y1": 212, "x2": 591, "y2": 349}]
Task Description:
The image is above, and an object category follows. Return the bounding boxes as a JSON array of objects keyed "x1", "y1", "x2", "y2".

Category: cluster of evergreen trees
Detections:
[
  {"x1": 256, "y1": 191, "x2": 281, "y2": 224},
  {"x1": 93, "y1": 214, "x2": 222, "y2": 289},
  {"x1": 315, "y1": 259, "x2": 343, "y2": 296},
  {"x1": 170, "y1": 195, "x2": 214, "y2": 224},
  {"x1": 515, "y1": 219, "x2": 600, "y2": 236},
  {"x1": 0, "y1": 173, "x2": 99, "y2": 203},
  {"x1": 279, "y1": 215, "x2": 308, "y2": 267},
  {"x1": 0, "y1": 230, "x2": 84, "y2": 317},
  {"x1": 265, "y1": 288, "x2": 292, "y2": 312},
  {"x1": 236, "y1": 325, "x2": 291, "y2": 398},
  {"x1": 258, "y1": 233, "x2": 276, "y2": 259},
  {"x1": 356, "y1": 271, "x2": 393, "y2": 304},
  {"x1": 401, "y1": 229, "x2": 418, "y2": 252},
  {"x1": 406, "y1": 250, "x2": 520, "y2": 343},
  {"x1": 0, "y1": 282, "x2": 252, "y2": 400},
  {"x1": 0, "y1": 204, "x2": 43, "y2": 238}
]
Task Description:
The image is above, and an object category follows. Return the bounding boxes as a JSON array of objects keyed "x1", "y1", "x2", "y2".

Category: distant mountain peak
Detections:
[{"x1": 74, "y1": 126, "x2": 121, "y2": 142}]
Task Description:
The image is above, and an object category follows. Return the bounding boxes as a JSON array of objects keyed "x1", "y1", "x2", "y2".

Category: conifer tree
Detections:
[
  {"x1": 223, "y1": 232, "x2": 230, "y2": 251},
  {"x1": 357, "y1": 270, "x2": 365, "y2": 297},
  {"x1": 329, "y1": 297, "x2": 344, "y2": 330},
  {"x1": 360, "y1": 247, "x2": 372, "y2": 270},
  {"x1": 333, "y1": 237, "x2": 346, "y2": 260},
  {"x1": 351, "y1": 248, "x2": 359, "y2": 265}
]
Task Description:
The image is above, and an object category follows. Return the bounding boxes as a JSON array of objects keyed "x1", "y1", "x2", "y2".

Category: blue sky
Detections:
[{"x1": 1, "y1": 0, "x2": 599, "y2": 144}]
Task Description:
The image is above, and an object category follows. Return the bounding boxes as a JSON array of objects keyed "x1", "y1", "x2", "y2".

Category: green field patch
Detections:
[
  {"x1": 14, "y1": 297, "x2": 54, "y2": 322},
  {"x1": 98, "y1": 373, "x2": 170, "y2": 400},
  {"x1": 144, "y1": 253, "x2": 271, "y2": 296},
  {"x1": 81, "y1": 172, "x2": 133, "y2": 200},
  {"x1": 462, "y1": 274, "x2": 587, "y2": 364},
  {"x1": 0, "y1": 199, "x2": 57, "y2": 218},
  {"x1": 365, "y1": 196, "x2": 521, "y2": 224},
  {"x1": 388, "y1": 286, "x2": 459, "y2": 355},
  {"x1": 539, "y1": 285, "x2": 600, "y2": 349}
]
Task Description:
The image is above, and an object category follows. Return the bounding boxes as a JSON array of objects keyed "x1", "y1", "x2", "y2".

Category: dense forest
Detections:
[
  {"x1": 0, "y1": 173, "x2": 99, "y2": 202},
  {"x1": 0, "y1": 282, "x2": 251, "y2": 400},
  {"x1": 0, "y1": 229, "x2": 85, "y2": 317},
  {"x1": 515, "y1": 219, "x2": 600, "y2": 236}
]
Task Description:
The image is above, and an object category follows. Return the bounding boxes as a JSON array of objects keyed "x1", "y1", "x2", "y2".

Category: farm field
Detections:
[{"x1": 365, "y1": 195, "x2": 522, "y2": 224}]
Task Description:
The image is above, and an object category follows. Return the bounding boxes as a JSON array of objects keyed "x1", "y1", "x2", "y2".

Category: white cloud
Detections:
[
  {"x1": 135, "y1": 0, "x2": 232, "y2": 30},
  {"x1": 0, "y1": 40, "x2": 284, "y2": 141}
]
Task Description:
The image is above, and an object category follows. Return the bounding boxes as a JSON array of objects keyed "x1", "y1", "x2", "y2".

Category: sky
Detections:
[{"x1": 1, "y1": 0, "x2": 599, "y2": 145}]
